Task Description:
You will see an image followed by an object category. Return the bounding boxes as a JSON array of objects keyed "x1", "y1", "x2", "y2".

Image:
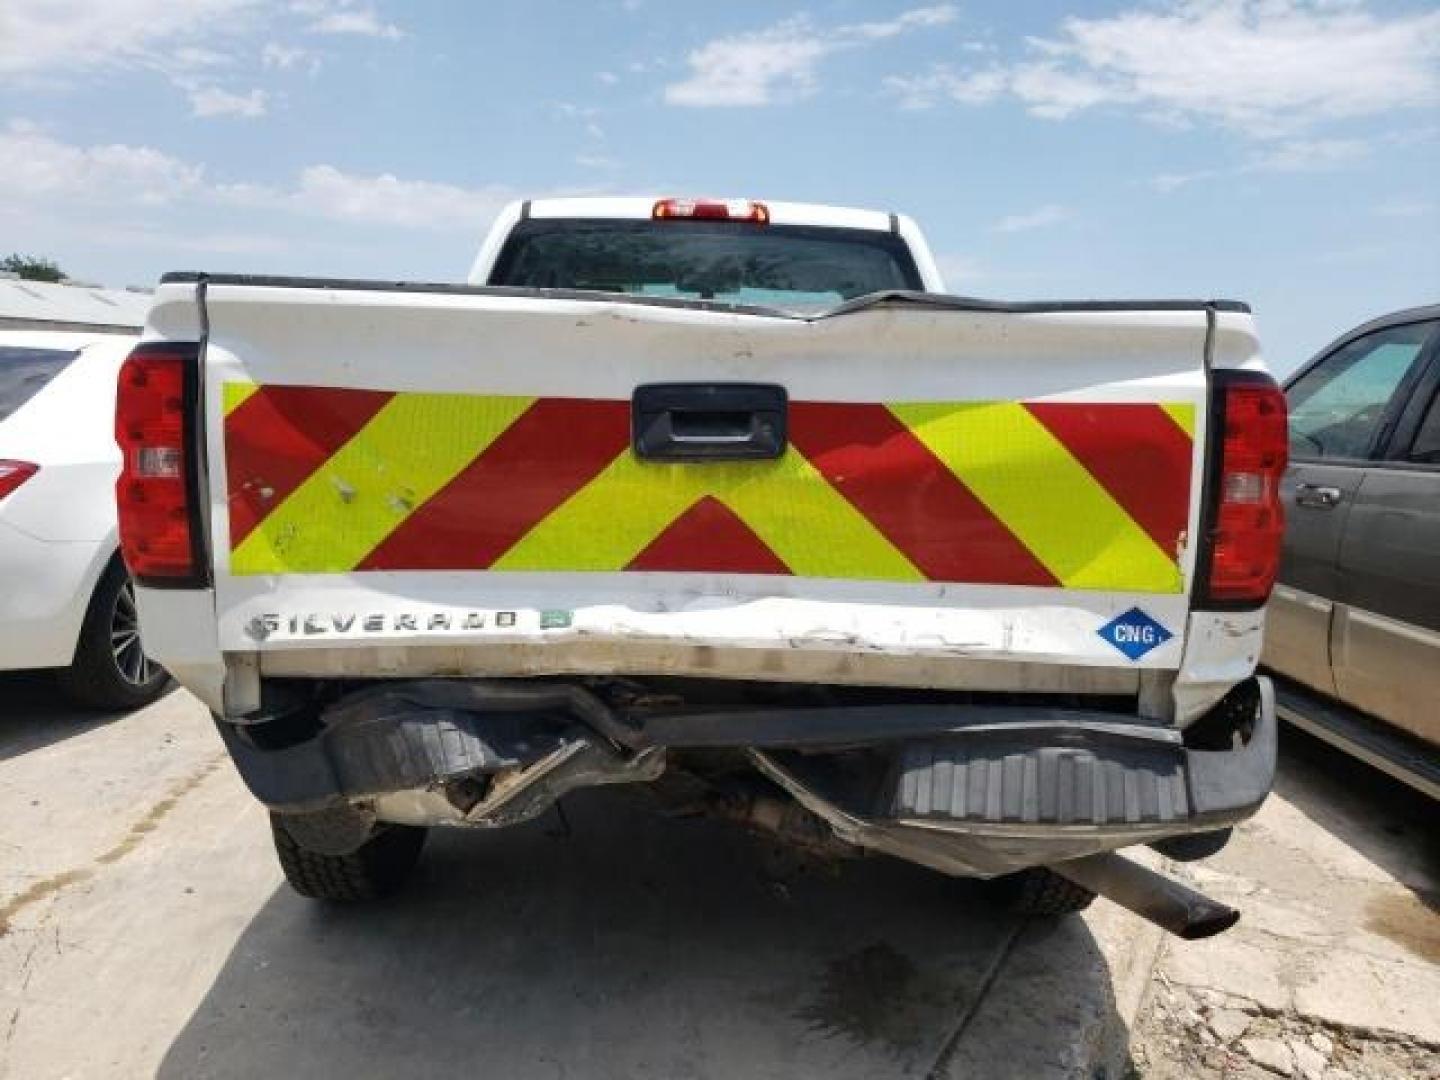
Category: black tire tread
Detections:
[
  {"x1": 992, "y1": 867, "x2": 1097, "y2": 916},
  {"x1": 271, "y1": 815, "x2": 426, "y2": 902},
  {"x1": 1151, "y1": 828, "x2": 1233, "y2": 863},
  {"x1": 57, "y1": 559, "x2": 168, "y2": 710}
]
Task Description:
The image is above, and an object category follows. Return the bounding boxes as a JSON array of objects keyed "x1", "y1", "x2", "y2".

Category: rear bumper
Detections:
[{"x1": 219, "y1": 676, "x2": 1274, "y2": 873}]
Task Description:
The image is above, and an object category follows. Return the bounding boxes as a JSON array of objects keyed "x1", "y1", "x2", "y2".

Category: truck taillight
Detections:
[
  {"x1": 115, "y1": 343, "x2": 204, "y2": 585},
  {"x1": 653, "y1": 198, "x2": 770, "y2": 223},
  {"x1": 0, "y1": 460, "x2": 39, "y2": 500},
  {"x1": 1199, "y1": 372, "x2": 1288, "y2": 606}
]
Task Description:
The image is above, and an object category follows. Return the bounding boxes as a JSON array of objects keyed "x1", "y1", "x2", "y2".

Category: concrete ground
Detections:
[
  {"x1": 0, "y1": 676, "x2": 1435, "y2": 1079},
  {"x1": 1133, "y1": 731, "x2": 1439, "y2": 1079}
]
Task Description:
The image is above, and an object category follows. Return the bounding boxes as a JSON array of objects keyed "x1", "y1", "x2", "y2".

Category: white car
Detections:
[{"x1": 0, "y1": 330, "x2": 168, "y2": 707}]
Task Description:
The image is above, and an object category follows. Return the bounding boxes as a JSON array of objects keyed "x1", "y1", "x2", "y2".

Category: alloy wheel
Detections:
[{"x1": 110, "y1": 577, "x2": 156, "y2": 687}]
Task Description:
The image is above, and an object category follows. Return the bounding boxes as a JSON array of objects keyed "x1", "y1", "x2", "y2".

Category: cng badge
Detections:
[{"x1": 1098, "y1": 607, "x2": 1173, "y2": 661}]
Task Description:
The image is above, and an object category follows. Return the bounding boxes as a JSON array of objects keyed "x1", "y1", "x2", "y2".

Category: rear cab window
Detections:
[
  {"x1": 0, "y1": 346, "x2": 79, "y2": 422},
  {"x1": 489, "y1": 219, "x2": 923, "y2": 312}
]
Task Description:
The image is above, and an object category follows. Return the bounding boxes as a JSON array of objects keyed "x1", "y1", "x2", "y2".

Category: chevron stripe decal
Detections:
[{"x1": 222, "y1": 383, "x2": 1195, "y2": 592}]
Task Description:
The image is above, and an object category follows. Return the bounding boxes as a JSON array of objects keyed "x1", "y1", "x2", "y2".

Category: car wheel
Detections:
[
  {"x1": 57, "y1": 559, "x2": 169, "y2": 710},
  {"x1": 1151, "y1": 828, "x2": 1234, "y2": 862},
  {"x1": 271, "y1": 814, "x2": 427, "y2": 902},
  {"x1": 982, "y1": 867, "x2": 1096, "y2": 916}
]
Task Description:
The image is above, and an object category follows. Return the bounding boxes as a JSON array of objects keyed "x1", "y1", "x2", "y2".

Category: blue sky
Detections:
[{"x1": 4, "y1": 0, "x2": 1438, "y2": 373}]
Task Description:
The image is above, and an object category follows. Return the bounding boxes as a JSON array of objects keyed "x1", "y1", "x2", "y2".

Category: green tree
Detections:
[{"x1": 1, "y1": 254, "x2": 66, "y2": 283}]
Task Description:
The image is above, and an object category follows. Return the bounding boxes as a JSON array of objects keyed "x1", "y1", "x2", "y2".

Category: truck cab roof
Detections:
[{"x1": 519, "y1": 196, "x2": 898, "y2": 231}]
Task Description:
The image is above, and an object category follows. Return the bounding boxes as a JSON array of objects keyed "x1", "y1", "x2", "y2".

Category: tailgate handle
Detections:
[{"x1": 632, "y1": 383, "x2": 787, "y2": 462}]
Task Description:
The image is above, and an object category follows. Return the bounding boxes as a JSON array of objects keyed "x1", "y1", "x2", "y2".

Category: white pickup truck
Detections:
[{"x1": 124, "y1": 197, "x2": 1286, "y2": 938}]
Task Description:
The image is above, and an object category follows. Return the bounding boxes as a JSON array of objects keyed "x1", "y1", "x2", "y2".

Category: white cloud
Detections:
[
  {"x1": 261, "y1": 42, "x2": 316, "y2": 70},
  {"x1": 217, "y1": 166, "x2": 513, "y2": 231},
  {"x1": 991, "y1": 204, "x2": 1071, "y2": 233},
  {"x1": 4, "y1": 120, "x2": 513, "y2": 232},
  {"x1": 665, "y1": 6, "x2": 957, "y2": 107},
  {"x1": 0, "y1": 0, "x2": 255, "y2": 78},
  {"x1": 1149, "y1": 136, "x2": 1372, "y2": 190},
  {"x1": 884, "y1": 66, "x2": 1005, "y2": 109},
  {"x1": 287, "y1": 0, "x2": 401, "y2": 38},
  {"x1": 664, "y1": 18, "x2": 828, "y2": 107},
  {"x1": 901, "y1": 2, "x2": 1440, "y2": 137},
  {"x1": 1149, "y1": 170, "x2": 1217, "y2": 193},
  {"x1": 1248, "y1": 137, "x2": 1367, "y2": 172},
  {"x1": 597, "y1": 70, "x2": 619, "y2": 85},
  {"x1": 843, "y1": 5, "x2": 957, "y2": 42},
  {"x1": 1006, "y1": 61, "x2": 1118, "y2": 120},
  {"x1": 309, "y1": 9, "x2": 402, "y2": 40},
  {"x1": 1, "y1": 119, "x2": 204, "y2": 204},
  {"x1": 186, "y1": 85, "x2": 269, "y2": 118}
]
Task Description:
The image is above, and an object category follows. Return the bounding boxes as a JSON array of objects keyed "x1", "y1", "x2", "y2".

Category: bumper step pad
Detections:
[{"x1": 891, "y1": 736, "x2": 1191, "y2": 827}]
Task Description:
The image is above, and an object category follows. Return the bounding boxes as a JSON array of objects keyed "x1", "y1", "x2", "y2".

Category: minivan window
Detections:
[
  {"x1": 1286, "y1": 323, "x2": 1433, "y2": 460},
  {"x1": 0, "y1": 346, "x2": 78, "y2": 423},
  {"x1": 490, "y1": 219, "x2": 923, "y2": 311}
]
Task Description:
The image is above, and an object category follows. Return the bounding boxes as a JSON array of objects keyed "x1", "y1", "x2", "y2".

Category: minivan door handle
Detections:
[{"x1": 1294, "y1": 483, "x2": 1342, "y2": 509}]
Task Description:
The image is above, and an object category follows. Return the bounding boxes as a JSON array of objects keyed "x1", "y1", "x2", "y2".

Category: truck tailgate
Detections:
[{"x1": 162, "y1": 280, "x2": 1225, "y2": 688}]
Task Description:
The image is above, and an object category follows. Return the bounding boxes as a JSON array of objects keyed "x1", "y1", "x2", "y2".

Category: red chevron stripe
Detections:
[
  {"x1": 1023, "y1": 402, "x2": 1192, "y2": 558},
  {"x1": 789, "y1": 403, "x2": 1058, "y2": 587},
  {"x1": 358, "y1": 397, "x2": 631, "y2": 570},
  {"x1": 627, "y1": 496, "x2": 791, "y2": 574},
  {"x1": 225, "y1": 385, "x2": 393, "y2": 548}
]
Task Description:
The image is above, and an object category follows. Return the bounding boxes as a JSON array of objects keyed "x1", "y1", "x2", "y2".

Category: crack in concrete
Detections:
[
  {"x1": 3, "y1": 932, "x2": 44, "y2": 1052},
  {"x1": 922, "y1": 918, "x2": 1028, "y2": 1079},
  {"x1": 1163, "y1": 976, "x2": 1440, "y2": 1051},
  {"x1": 0, "y1": 754, "x2": 225, "y2": 937}
]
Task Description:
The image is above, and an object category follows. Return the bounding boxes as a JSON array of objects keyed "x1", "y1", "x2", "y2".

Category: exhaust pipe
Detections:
[{"x1": 1052, "y1": 852, "x2": 1240, "y2": 940}]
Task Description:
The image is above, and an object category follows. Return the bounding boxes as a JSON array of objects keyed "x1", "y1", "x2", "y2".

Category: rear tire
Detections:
[
  {"x1": 57, "y1": 560, "x2": 169, "y2": 710},
  {"x1": 1152, "y1": 828, "x2": 1233, "y2": 863},
  {"x1": 985, "y1": 867, "x2": 1096, "y2": 916},
  {"x1": 271, "y1": 814, "x2": 427, "y2": 902}
]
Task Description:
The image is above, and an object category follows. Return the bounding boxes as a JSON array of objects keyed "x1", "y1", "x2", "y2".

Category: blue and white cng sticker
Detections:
[{"x1": 1097, "y1": 607, "x2": 1173, "y2": 661}]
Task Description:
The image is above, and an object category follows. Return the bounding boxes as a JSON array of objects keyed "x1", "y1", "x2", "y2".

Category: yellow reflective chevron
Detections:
[
  {"x1": 889, "y1": 401, "x2": 1183, "y2": 592},
  {"x1": 230, "y1": 392, "x2": 533, "y2": 575},
  {"x1": 222, "y1": 380, "x2": 259, "y2": 417},
  {"x1": 1161, "y1": 401, "x2": 1196, "y2": 439},
  {"x1": 223, "y1": 386, "x2": 1195, "y2": 592},
  {"x1": 494, "y1": 449, "x2": 922, "y2": 580}
]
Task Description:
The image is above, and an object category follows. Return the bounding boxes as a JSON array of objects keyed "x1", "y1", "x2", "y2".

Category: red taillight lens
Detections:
[
  {"x1": 1201, "y1": 373, "x2": 1288, "y2": 605},
  {"x1": 0, "y1": 460, "x2": 39, "y2": 500},
  {"x1": 652, "y1": 197, "x2": 770, "y2": 223},
  {"x1": 115, "y1": 345, "x2": 200, "y2": 582}
]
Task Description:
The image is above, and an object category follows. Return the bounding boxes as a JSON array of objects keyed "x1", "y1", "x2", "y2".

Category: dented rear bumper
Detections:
[{"x1": 218, "y1": 676, "x2": 1274, "y2": 876}]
